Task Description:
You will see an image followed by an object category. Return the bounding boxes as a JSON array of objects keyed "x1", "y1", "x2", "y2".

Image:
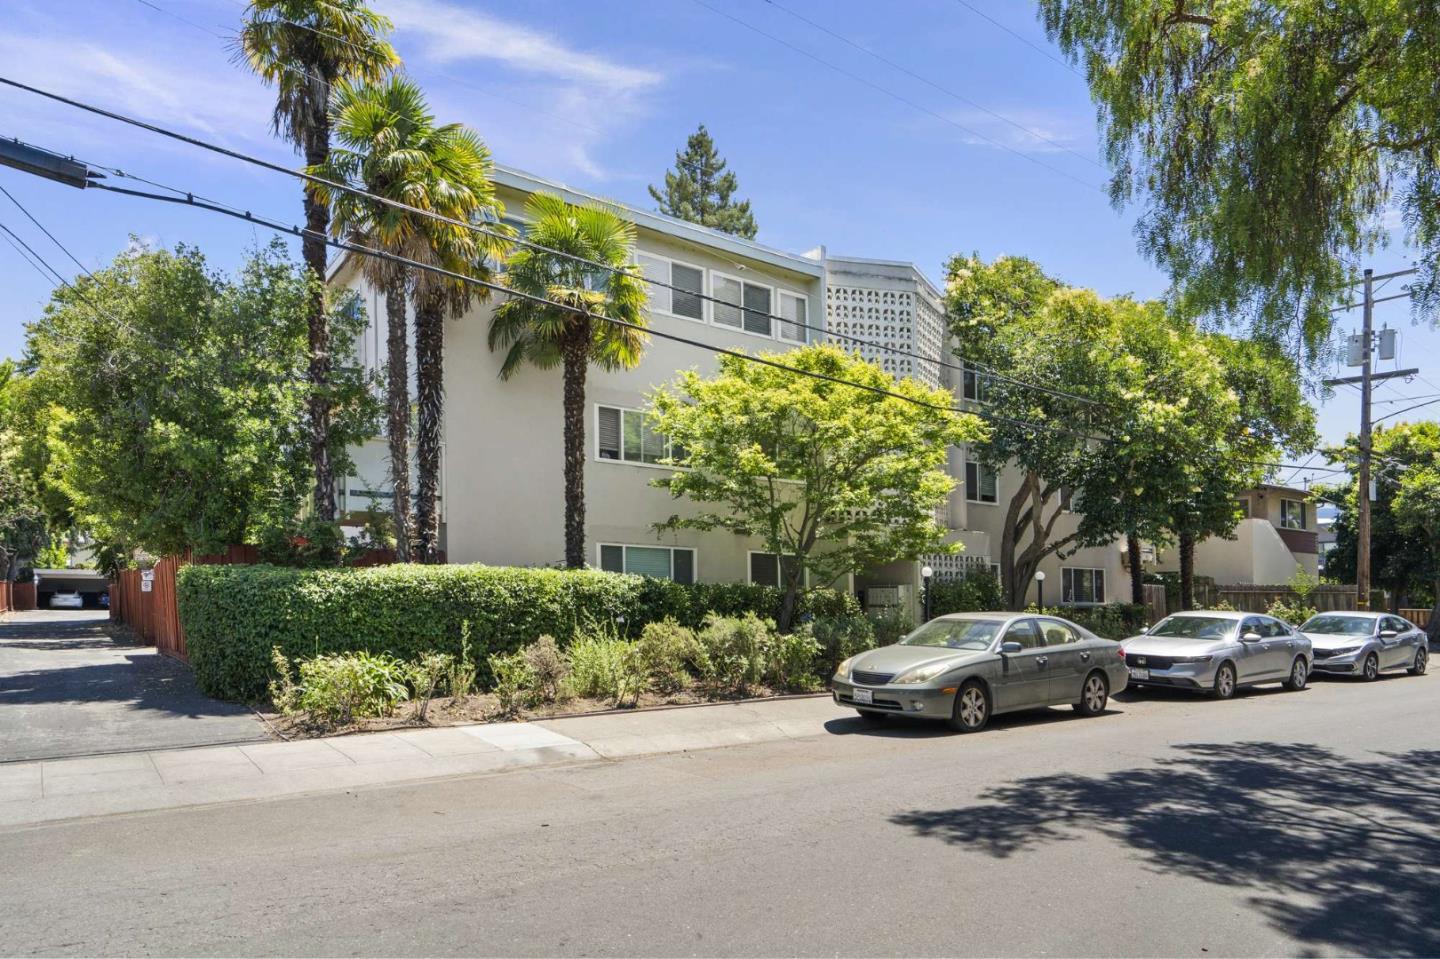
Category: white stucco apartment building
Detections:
[{"x1": 332, "y1": 165, "x2": 1133, "y2": 616}]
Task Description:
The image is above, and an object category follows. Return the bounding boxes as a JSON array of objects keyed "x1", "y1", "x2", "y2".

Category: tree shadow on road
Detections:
[{"x1": 891, "y1": 742, "x2": 1440, "y2": 956}]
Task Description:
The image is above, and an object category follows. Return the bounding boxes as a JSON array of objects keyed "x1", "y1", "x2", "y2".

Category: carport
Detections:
[{"x1": 32, "y1": 567, "x2": 109, "y2": 610}]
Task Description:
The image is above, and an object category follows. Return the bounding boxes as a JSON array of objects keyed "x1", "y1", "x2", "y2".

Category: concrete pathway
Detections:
[
  {"x1": 0, "y1": 696, "x2": 841, "y2": 826},
  {"x1": 0, "y1": 610, "x2": 266, "y2": 762}
]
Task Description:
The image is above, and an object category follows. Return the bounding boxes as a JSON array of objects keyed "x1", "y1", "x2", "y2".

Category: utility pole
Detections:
[{"x1": 1324, "y1": 266, "x2": 1419, "y2": 612}]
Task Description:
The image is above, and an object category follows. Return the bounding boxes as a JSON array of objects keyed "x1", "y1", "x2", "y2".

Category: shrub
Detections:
[
  {"x1": 1266, "y1": 598, "x2": 1318, "y2": 626},
  {"x1": 809, "y1": 615, "x2": 877, "y2": 677},
  {"x1": 522, "y1": 635, "x2": 570, "y2": 704},
  {"x1": 695, "y1": 613, "x2": 772, "y2": 695},
  {"x1": 930, "y1": 574, "x2": 1003, "y2": 615},
  {"x1": 408, "y1": 652, "x2": 454, "y2": 722},
  {"x1": 1062, "y1": 603, "x2": 1149, "y2": 639},
  {"x1": 765, "y1": 628, "x2": 823, "y2": 692},
  {"x1": 178, "y1": 562, "x2": 859, "y2": 701},
  {"x1": 567, "y1": 631, "x2": 646, "y2": 707},
  {"x1": 295, "y1": 651, "x2": 409, "y2": 725},
  {"x1": 267, "y1": 647, "x2": 301, "y2": 714},
  {"x1": 636, "y1": 619, "x2": 699, "y2": 693},
  {"x1": 448, "y1": 621, "x2": 477, "y2": 699},
  {"x1": 869, "y1": 608, "x2": 916, "y2": 646},
  {"x1": 488, "y1": 650, "x2": 536, "y2": 717}
]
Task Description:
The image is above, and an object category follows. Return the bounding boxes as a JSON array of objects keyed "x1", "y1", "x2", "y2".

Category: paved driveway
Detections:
[{"x1": 0, "y1": 609, "x2": 266, "y2": 763}]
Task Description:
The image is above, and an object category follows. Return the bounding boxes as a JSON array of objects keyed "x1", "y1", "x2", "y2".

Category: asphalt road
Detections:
[
  {"x1": 2, "y1": 670, "x2": 1436, "y2": 957},
  {"x1": 0, "y1": 610, "x2": 264, "y2": 762}
]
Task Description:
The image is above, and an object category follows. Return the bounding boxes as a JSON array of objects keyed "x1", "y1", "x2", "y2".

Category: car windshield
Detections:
[
  {"x1": 1301, "y1": 614, "x2": 1375, "y2": 635},
  {"x1": 900, "y1": 619, "x2": 1003, "y2": 650},
  {"x1": 1147, "y1": 616, "x2": 1236, "y2": 640}
]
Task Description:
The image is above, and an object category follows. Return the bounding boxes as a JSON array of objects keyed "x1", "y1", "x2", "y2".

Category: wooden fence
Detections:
[
  {"x1": 1214, "y1": 584, "x2": 1358, "y2": 613},
  {"x1": 1400, "y1": 608, "x2": 1431, "y2": 628},
  {"x1": 12, "y1": 581, "x2": 35, "y2": 611},
  {"x1": 110, "y1": 548, "x2": 258, "y2": 661}
]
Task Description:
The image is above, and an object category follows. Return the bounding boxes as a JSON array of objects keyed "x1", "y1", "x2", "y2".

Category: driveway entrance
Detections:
[{"x1": 0, "y1": 610, "x2": 266, "y2": 763}]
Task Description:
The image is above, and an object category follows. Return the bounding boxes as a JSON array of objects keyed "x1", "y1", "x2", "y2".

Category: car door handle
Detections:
[
  {"x1": 1035, "y1": 656, "x2": 1048, "y2": 666},
  {"x1": 1079, "y1": 652, "x2": 1091, "y2": 661}
]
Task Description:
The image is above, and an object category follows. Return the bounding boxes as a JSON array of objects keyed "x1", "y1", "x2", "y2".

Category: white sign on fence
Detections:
[{"x1": 140, "y1": 568, "x2": 154, "y2": 593}]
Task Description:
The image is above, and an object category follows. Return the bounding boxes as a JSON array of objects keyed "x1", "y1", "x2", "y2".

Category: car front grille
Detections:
[
  {"x1": 1312, "y1": 648, "x2": 1335, "y2": 659},
  {"x1": 1127, "y1": 654, "x2": 1176, "y2": 670},
  {"x1": 850, "y1": 670, "x2": 896, "y2": 686}
]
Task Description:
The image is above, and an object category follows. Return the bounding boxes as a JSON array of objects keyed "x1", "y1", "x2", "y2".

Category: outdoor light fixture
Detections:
[
  {"x1": 920, "y1": 564, "x2": 934, "y2": 622},
  {"x1": 1034, "y1": 569, "x2": 1047, "y2": 610}
]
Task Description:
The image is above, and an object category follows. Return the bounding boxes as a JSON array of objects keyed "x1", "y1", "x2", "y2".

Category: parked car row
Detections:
[{"x1": 831, "y1": 609, "x2": 1429, "y2": 733}]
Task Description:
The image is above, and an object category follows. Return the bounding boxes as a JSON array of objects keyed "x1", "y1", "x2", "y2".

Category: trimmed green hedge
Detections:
[{"x1": 178, "y1": 563, "x2": 859, "y2": 701}]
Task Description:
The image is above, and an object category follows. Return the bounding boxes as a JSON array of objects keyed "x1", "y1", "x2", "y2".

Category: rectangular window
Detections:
[
  {"x1": 597, "y1": 544, "x2": 696, "y2": 584},
  {"x1": 962, "y1": 367, "x2": 990, "y2": 403},
  {"x1": 712, "y1": 275, "x2": 743, "y2": 329},
  {"x1": 1280, "y1": 498, "x2": 1306, "y2": 530},
  {"x1": 1062, "y1": 567, "x2": 1106, "y2": 605},
  {"x1": 713, "y1": 273, "x2": 775, "y2": 337},
  {"x1": 637, "y1": 254, "x2": 706, "y2": 321},
  {"x1": 778, "y1": 291, "x2": 807, "y2": 343},
  {"x1": 597, "y1": 406, "x2": 679, "y2": 465},
  {"x1": 742, "y1": 283, "x2": 772, "y2": 337},
  {"x1": 749, "y1": 552, "x2": 804, "y2": 587},
  {"x1": 965, "y1": 460, "x2": 998, "y2": 503}
]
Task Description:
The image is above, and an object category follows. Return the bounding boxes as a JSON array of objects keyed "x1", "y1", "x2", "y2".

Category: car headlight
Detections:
[
  {"x1": 834, "y1": 656, "x2": 855, "y2": 680},
  {"x1": 892, "y1": 661, "x2": 951, "y2": 685},
  {"x1": 1169, "y1": 655, "x2": 1214, "y2": 664},
  {"x1": 1329, "y1": 646, "x2": 1361, "y2": 656}
]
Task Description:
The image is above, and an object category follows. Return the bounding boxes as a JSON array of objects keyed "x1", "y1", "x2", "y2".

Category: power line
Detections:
[
  {"x1": 1375, "y1": 396, "x2": 1440, "y2": 424},
  {"x1": 761, "y1": 0, "x2": 1101, "y2": 169},
  {"x1": 687, "y1": 0, "x2": 1106, "y2": 194},
  {"x1": 950, "y1": 0, "x2": 1082, "y2": 76},
  {"x1": 0, "y1": 184, "x2": 96, "y2": 278},
  {"x1": 0, "y1": 77, "x2": 1104, "y2": 410}
]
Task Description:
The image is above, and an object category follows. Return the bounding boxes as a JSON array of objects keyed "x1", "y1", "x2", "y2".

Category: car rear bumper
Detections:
[{"x1": 832, "y1": 680, "x2": 955, "y2": 719}]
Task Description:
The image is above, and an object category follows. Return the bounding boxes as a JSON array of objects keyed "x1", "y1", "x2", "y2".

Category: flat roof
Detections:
[{"x1": 822, "y1": 253, "x2": 944, "y2": 303}]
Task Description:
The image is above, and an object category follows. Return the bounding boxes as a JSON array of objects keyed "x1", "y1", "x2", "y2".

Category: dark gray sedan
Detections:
[
  {"x1": 1301, "y1": 611, "x2": 1429, "y2": 680},
  {"x1": 831, "y1": 612, "x2": 1128, "y2": 732}
]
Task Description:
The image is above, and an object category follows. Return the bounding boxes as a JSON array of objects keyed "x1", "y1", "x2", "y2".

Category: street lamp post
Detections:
[
  {"x1": 920, "y1": 565, "x2": 934, "y2": 622},
  {"x1": 1034, "y1": 570, "x2": 1046, "y2": 611}
]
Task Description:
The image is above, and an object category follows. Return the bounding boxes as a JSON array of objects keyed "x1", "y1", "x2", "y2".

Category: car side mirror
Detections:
[
  {"x1": 1000, "y1": 641, "x2": 1023, "y2": 654},
  {"x1": 1380, "y1": 629, "x2": 1398, "y2": 638},
  {"x1": 1241, "y1": 632, "x2": 1263, "y2": 643},
  {"x1": 1138, "y1": 625, "x2": 1149, "y2": 634}
]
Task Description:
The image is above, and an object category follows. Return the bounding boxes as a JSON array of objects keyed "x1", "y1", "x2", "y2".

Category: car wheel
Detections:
[
  {"x1": 1073, "y1": 671, "x2": 1109, "y2": 716},
  {"x1": 1362, "y1": 652, "x2": 1380, "y2": 681},
  {"x1": 855, "y1": 709, "x2": 888, "y2": 724},
  {"x1": 1408, "y1": 647, "x2": 1428, "y2": 676},
  {"x1": 1282, "y1": 656, "x2": 1308, "y2": 691},
  {"x1": 1212, "y1": 662, "x2": 1237, "y2": 700},
  {"x1": 948, "y1": 680, "x2": 990, "y2": 733}
]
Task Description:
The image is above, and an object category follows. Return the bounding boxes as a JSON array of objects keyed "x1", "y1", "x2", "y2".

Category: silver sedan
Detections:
[
  {"x1": 1301, "y1": 611, "x2": 1429, "y2": 680},
  {"x1": 831, "y1": 612, "x2": 1128, "y2": 733},
  {"x1": 1121, "y1": 611, "x2": 1311, "y2": 698}
]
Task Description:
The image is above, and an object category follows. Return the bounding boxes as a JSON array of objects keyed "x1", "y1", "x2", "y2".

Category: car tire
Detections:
[
  {"x1": 1073, "y1": 671, "x2": 1109, "y2": 716},
  {"x1": 855, "y1": 709, "x2": 888, "y2": 724},
  {"x1": 948, "y1": 680, "x2": 990, "y2": 733},
  {"x1": 1282, "y1": 656, "x2": 1308, "y2": 691},
  {"x1": 1362, "y1": 652, "x2": 1380, "y2": 681},
  {"x1": 1408, "y1": 647, "x2": 1428, "y2": 676},
  {"x1": 1212, "y1": 662, "x2": 1237, "y2": 700}
]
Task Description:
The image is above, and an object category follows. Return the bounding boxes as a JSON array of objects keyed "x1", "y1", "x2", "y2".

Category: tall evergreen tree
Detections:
[{"x1": 648, "y1": 125, "x2": 758, "y2": 239}]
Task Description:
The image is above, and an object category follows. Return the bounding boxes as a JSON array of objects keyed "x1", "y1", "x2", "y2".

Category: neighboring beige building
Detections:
[
  {"x1": 1153, "y1": 484, "x2": 1320, "y2": 586},
  {"x1": 332, "y1": 164, "x2": 1133, "y2": 618}
]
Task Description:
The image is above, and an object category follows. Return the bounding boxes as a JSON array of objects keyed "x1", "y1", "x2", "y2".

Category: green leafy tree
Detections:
[
  {"x1": 312, "y1": 76, "x2": 507, "y2": 561},
  {"x1": 648, "y1": 124, "x2": 758, "y2": 239},
  {"x1": 648, "y1": 343, "x2": 983, "y2": 630},
  {"x1": 1038, "y1": 0, "x2": 1440, "y2": 352},
  {"x1": 237, "y1": 0, "x2": 399, "y2": 520},
  {"x1": 19, "y1": 241, "x2": 378, "y2": 559},
  {"x1": 489, "y1": 194, "x2": 648, "y2": 569}
]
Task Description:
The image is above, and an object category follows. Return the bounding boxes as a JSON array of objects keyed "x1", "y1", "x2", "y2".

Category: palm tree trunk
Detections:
[
  {"x1": 1179, "y1": 529, "x2": 1196, "y2": 611},
  {"x1": 303, "y1": 123, "x2": 336, "y2": 522},
  {"x1": 385, "y1": 276, "x2": 411, "y2": 562},
  {"x1": 1128, "y1": 534, "x2": 1144, "y2": 605},
  {"x1": 562, "y1": 320, "x2": 590, "y2": 569},
  {"x1": 414, "y1": 293, "x2": 444, "y2": 563}
]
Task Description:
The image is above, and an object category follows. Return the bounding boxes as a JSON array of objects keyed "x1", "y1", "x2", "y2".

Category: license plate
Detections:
[
  {"x1": 1129, "y1": 667, "x2": 1150, "y2": 680},
  {"x1": 853, "y1": 688, "x2": 874, "y2": 705}
]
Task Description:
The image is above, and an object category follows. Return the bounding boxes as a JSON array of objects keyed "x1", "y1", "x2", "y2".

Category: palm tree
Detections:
[
  {"x1": 488, "y1": 194, "x2": 649, "y2": 568},
  {"x1": 309, "y1": 77, "x2": 507, "y2": 563},
  {"x1": 237, "y1": 0, "x2": 398, "y2": 522}
]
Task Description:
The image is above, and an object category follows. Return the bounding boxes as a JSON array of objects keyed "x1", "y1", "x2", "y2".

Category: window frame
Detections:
[
  {"x1": 595, "y1": 542, "x2": 698, "y2": 584},
  {"x1": 594, "y1": 404, "x2": 686, "y2": 470},
  {"x1": 1061, "y1": 566, "x2": 1107, "y2": 605},
  {"x1": 711, "y1": 270, "x2": 786, "y2": 341},
  {"x1": 636, "y1": 251, "x2": 708, "y2": 325},
  {"x1": 1279, "y1": 497, "x2": 1307, "y2": 530},
  {"x1": 776, "y1": 290, "x2": 809, "y2": 344},
  {"x1": 747, "y1": 550, "x2": 810, "y2": 588},
  {"x1": 965, "y1": 459, "x2": 999, "y2": 504}
]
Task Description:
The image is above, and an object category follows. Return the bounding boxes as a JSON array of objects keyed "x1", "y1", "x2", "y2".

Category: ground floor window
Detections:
[
  {"x1": 748, "y1": 552, "x2": 807, "y2": 587},
  {"x1": 597, "y1": 544, "x2": 695, "y2": 584},
  {"x1": 1062, "y1": 567, "x2": 1105, "y2": 605}
]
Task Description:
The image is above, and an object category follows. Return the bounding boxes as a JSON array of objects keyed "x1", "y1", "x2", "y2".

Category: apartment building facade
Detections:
[
  {"x1": 1152, "y1": 484, "x2": 1320, "y2": 586},
  {"x1": 332, "y1": 164, "x2": 1132, "y2": 617}
]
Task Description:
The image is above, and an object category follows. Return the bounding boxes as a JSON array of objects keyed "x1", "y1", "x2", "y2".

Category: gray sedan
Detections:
[
  {"x1": 831, "y1": 612, "x2": 1128, "y2": 733},
  {"x1": 1301, "y1": 611, "x2": 1429, "y2": 680},
  {"x1": 1121, "y1": 611, "x2": 1311, "y2": 698}
]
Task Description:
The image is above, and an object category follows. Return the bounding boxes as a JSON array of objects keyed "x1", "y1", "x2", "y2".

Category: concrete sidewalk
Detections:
[{"x1": 0, "y1": 695, "x2": 842, "y2": 827}]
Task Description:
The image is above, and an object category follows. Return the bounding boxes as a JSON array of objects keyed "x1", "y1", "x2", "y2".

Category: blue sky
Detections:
[{"x1": 1, "y1": 0, "x2": 1434, "y2": 481}]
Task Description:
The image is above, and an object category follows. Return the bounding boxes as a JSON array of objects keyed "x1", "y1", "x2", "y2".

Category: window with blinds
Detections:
[
  {"x1": 748, "y1": 552, "x2": 804, "y2": 587},
  {"x1": 637, "y1": 254, "x2": 705, "y2": 321},
  {"x1": 597, "y1": 544, "x2": 696, "y2": 583},
  {"x1": 597, "y1": 405, "x2": 682, "y2": 465},
  {"x1": 1062, "y1": 567, "x2": 1106, "y2": 604},
  {"x1": 778, "y1": 291, "x2": 807, "y2": 343},
  {"x1": 965, "y1": 460, "x2": 998, "y2": 503}
]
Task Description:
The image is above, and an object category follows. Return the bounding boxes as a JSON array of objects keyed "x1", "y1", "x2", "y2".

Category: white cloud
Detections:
[{"x1": 937, "y1": 107, "x2": 1097, "y2": 157}]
